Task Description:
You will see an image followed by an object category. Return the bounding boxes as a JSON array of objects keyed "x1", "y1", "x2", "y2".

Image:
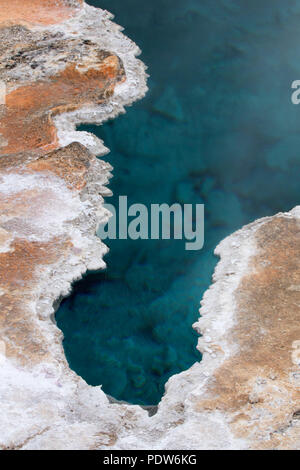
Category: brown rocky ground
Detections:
[
  {"x1": 0, "y1": 0, "x2": 125, "y2": 365},
  {"x1": 0, "y1": 0, "x2": 82, "y2": 27}
]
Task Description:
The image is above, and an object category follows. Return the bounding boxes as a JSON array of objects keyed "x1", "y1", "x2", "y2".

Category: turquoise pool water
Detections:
[{"x1": 56, "y1": 0, "x2": 300, "y2": 405}]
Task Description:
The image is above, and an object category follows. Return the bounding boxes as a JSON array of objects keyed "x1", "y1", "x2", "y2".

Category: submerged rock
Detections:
[{"x1": 152, "y1": 86, "x2": 185, "y2": 122}]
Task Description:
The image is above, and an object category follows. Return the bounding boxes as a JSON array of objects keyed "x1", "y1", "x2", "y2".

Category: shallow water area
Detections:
[{"x1": 56, "y1": 0, "x2": 300, "y2": 405}]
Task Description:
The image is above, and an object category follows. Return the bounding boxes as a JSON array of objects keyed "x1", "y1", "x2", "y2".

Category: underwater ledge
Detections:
[{"x1": 0, "y1": 0, "x2": 299, "y2": 450}]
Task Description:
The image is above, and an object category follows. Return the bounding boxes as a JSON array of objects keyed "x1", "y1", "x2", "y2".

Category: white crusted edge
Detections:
[
  {"x1": 110, "y1": 208, "x2": 300, "y2": 450},
  {"x1": 49, "y1": 3, "x2": 148, "y2": 155}
]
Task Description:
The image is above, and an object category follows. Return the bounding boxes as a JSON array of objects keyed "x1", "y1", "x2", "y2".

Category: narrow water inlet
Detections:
[{"x1": 56, "y1": 0, "x2": 300, "y2": 406}]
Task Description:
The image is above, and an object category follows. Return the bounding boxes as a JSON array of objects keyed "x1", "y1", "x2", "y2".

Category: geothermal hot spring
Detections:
[{"x1": 56, "y1": 0, "x2": 300, "y2": 406}]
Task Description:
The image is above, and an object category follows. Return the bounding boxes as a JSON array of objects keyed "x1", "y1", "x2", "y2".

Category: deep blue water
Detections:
[{"x1": 56, "y1": 0, "x2": 300, "y2": 405}]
